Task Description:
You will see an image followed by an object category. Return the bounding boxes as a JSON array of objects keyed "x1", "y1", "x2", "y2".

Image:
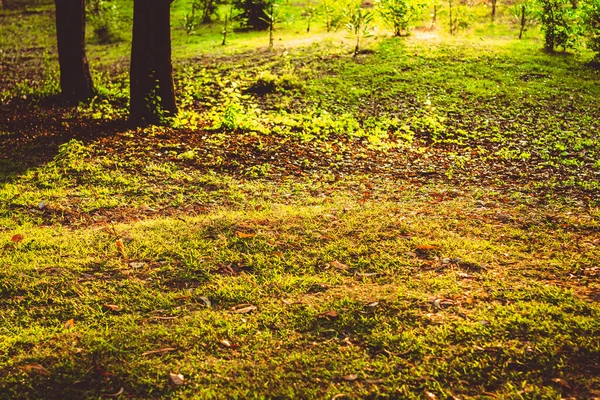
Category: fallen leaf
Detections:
[
  {"x1": 233, "y1": 305, "x2": 257, "y2": 314},
  {"x1": 169, "y1": 372, "x2": 185, "y2": 386},
  {"x1": 551, "y1": 377, "x2": 571, "y2": 390},
  {"x1": 22, "y1": 363, "x2": 50, "y2": 376},
  {"x1": 64, "y1": 319, "x2": 75, "y2": 328},
  {"x1": 103, "y1": 304, "x2": 121, "y2": 312},
  {"x1": 38, "y1": 200, "x2": 47, "y2": 209},
  {"x1": 424, "y1": 391, "x2": 437, "y2": 399},
  {"x1": 330, "y1": 260, "x2": 349, "y2": 270},
  {"x1": 198, "y1": 296, "x2": 211, "y2": 307},
  {"x1": 102, "y1": 387, "x2": 124, "y2": 397},
  {"x1": 318, "y1": 310, "x2": 339, "y2": 319},
  {"x1": 342, "y1": 374, "x2": 358, "y2": 381},
  {"x1": 116, "y1": 239, "x2": 126, "y2": 257},
  {"x1": 416, "y1": 245, "x2": 438, "y2": 251},
  {"x1": 11, "y1": 234, "x2": 24, "y2": 243},
  {"x1": 128, "y1": 262, "x2": 146, "y2": 269},
  {"x1": 220, "y1": 339, "x2": 232, "y2": 347},
  {"x1": 235, "y1": 231, "x2": 256, "y2": 239},
  {"x1": 365, "y1": 378, "x2": 384, "y2": 384},
  {"x1": 141, "y1": 347, "x2": 176, "y2": 356}
]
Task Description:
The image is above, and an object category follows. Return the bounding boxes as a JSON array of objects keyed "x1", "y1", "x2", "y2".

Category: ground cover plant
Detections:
[{"x1": 0, "y1": 0, "x2": 599, "y2": 398}]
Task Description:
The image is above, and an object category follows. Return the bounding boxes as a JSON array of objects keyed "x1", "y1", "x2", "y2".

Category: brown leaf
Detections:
[
  {"x1": 342, "y1": 374, "x2": 358, "y2": 381},
  {"x1": 330, "y1": 260, "x2": 349, "y2": 271},
  {"x1": 551, "y1": 377, "x2": 571, "y2": 390},
  {"x1": 235, "y1": 231, "x2": 256, "y2": 239},
  {"x1": 233, "y1": 305, "x2": 257, "y2": 314},
  {"x1": 169, "y1": 372, "x2": 185, "y2": 386},
  {"x1": 11, "y1": 234, "x2": 24, "y2": 243},
  {"x1": 141, "y1": 347, "x2": 176, "y2": 356},
  {"x1": 64, "y1": 319, "x2": 75, "y2": 328},
  {"x1": 220, "y1": 339, "x2": 232, "y2": 347},
  {"x1": 318, "y1": 310, "x2": 339, "y2": 319},
  {"x1": 424, "y1": 391, "x2": 437, "y2": 399},
  {"x1": 416, "y1": 245, "x2": 438, "y2": 251},
  {"x1": 22, "y1": 363, "x2": 50, "y2": 376},
  {"x1": 115, "y1": 239, "x2": 126, "y2": 257},
  {"x1": 365, "y1": 378, "x2": 384, "y2": 384},
  {"x1": 103, "y1": 304, "x2": 121, "y2": 312}
]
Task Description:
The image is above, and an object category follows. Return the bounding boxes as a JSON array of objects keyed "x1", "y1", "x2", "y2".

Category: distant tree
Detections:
[
  {"x1": 321, "y1": 0, "x2": 345, "y2": 31},
  {"x1": 130, "y1": 0, "x2": 177, "y2": 125},
  {"x1": 262, "y1": 1, "x2": 282, "y2": 48},
  {"x1": 509, "y1": 1, "x2": 537, "y2": 39},
  {"x1": 54, "y1": 0, "x2": 95, "y2": 103},
  {"x1": 236, "y1": 0, "x2": 270, "y2": 30},
  {"x1": 490, "y1": 0, "x2": 497, "y2": 22}
]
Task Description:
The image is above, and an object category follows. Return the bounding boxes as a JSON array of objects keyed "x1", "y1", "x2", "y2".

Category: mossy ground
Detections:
[{"x1": 0, "y1": 1, "x2": 599, "y2": 398}]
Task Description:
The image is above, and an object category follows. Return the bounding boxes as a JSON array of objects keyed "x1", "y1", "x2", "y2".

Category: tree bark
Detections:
[
  {"x1": 54, "y1": 0, "x2": 95, "y2": 103},
  {"x1": 130, "y1": 0, "x2": 177, "y2": 125}
]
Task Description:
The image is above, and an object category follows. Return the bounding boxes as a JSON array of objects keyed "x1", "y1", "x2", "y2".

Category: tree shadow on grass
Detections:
[{"x1": 0, "y1": 95, "x2": 130, "y2": 184}]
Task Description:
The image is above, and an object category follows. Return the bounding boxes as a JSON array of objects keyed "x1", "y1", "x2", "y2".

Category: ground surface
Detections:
[{"x1": 0, "y1": 2, "x2": 599, "y2": 399}]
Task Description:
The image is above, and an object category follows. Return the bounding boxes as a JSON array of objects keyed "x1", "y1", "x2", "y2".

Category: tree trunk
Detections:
[
  {"x1": 491, "y1": 0, "x2": 497, "y2": 23},
  {"x1": 130, "y1": 0, "x2": 177, "y2": 125},
  {"x1": 519, "y1": 5, "x2": 525, "y2": 39},
  {"x1": 54, "y1": 0, "x2": 95, "y2": 103}
]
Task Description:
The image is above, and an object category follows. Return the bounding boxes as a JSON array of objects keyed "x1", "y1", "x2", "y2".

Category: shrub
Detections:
[
  {"x1": 537, "y1": 0, "x2": 580, "y2": 52},
  {"x1": 376, "y1": 0, "x2": 425, "y2": 36},
  {"x1": 582, "y1": 0, "x2": 600, "y2": 59},
  {"x1": 87, "y1": 0, "x2": 121, "y2": 44}
]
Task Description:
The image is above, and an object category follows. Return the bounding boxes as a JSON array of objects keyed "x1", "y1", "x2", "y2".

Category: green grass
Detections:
[{"x1": 1, "y1": 1, "x2": 600, "y2": 398}]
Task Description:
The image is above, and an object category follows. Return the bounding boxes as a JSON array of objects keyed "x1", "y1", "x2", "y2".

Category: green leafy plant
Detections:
[
  {"x1": 582, "y1": 0, "x2": 600, "y2": 59},
  {"x1": 376, "y1": 0, "x2": 425, "y2": 36},
  {"x1": 321, "y1": 0, "x2": 346, "y2": 31},
  {"x1": 261, "y1": 1, "x2": 283, "y2": 49},
  {"x1": 537, "y1": 0, "x2": 580, "y2": 52},
  {"x1": 509, "y1": 1, "x2": 538, "y2": 39},
  {"x1": 346, "y1": 6, "x2": 376, "y2": 56},
  {"x1": 301, "y1": 4, "x2": 319, "y2": 33}
]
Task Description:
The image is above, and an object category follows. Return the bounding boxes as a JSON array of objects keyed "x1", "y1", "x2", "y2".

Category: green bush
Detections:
[
  {"x1": 582, "y1": 0, "x2": 600, "y2": 59},
  {"x1": 537, "y1": 0, "x2": 579, "y2": 52},
  {"x1": 376, "y1": 0, "x2": 425, "y2": 36},
  {"x1": 87, "y1": 0, "x2": 121, "y2": 44}
]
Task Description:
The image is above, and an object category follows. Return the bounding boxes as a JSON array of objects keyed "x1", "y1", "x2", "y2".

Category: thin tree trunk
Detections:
[
  {"x1": 519, "y1": 4, "x2": 525, "y2": 39},
  {"x1": 491, "y1": 0, "x2": 496, "y2": 23},
  {"x1": 54, "y1": 0, "x2": 95, "y2": 103},
  {"x1": 130, "y1": 0, "x2": 177, "y2": 125},
  {"x1": 449, "y1": 0, "x2": 454, "y2": 35},
  {"x1": 268, "y1": 3, "x2": 274, "y2": 49},
  {"x1": 431, "y1": 3, "x2": 437, "y2": 30}
]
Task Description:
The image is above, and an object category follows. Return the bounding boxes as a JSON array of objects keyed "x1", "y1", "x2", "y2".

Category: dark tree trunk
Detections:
[
  {"x1": 491, "y1": 0, "x2": 497, "y2": 23},
  {"x1": 54, "y1": 0, "x2": 95, "y2": 103},
  {"x1": 130, "y1": 0, "x2": 177, "y2": 125}
]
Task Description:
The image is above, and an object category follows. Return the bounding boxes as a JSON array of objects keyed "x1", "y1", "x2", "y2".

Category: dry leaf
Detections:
[
  {"x1": 416, "y1": 245, "x2": 438, "y2": 251},
  {"x1": 342, "y1": 374, "x2": 358, "y2": 381},
  {"x1": 235, "y1": 231, "x2": 256, "y2": 239},
  {"x1": 129, "y1": 262, "x2": 146, "y2": 269},
  {"x1": 551, "y1": 377, "x2": 571, "y2": 390},
  {"x1": 318, "y1": 310, "x2": 339, "y2": 319},
  {"x1": 64, "y1": 319, "x2": 75, "y2": 328},
  {"x1": 220, "y1": 339, "x2": 232, "y2": 347},
  {"x1": 365, "y1": 378, "x2": 384, "y2": 384},
  {"x1": 330, "y1": 260, "x2": 349, "y2": 270},
  {"x1": 103, "y1": 387, "x2": 124, "y2": 397},
  {"x1": 11, "y1": 234, "x2": 24, "y2": 243},
  {"x1": 233, "y1": 305, "x2": 257, "y2": 314},
  {"x1": 424, "y1": 391, "x2": 437, "y2": 399},
  {"x1": 198, "y1": 296, "x2": 211, "y2": 307},
  {"x1": 22, "y1": 363, "x2": 50, "y2": 376},
  {"x1": 116, "y1": 239, "x2": 126, "y2": 257},
  {"x1": 169, "y1": 372, "x2": 185, "y2": 386},
  {"x1": 142, "y1": 347, "x2": 176, "y2": 356},
  {"x1": 103, "y1": 304, "x2": 121, "y2": 312}
]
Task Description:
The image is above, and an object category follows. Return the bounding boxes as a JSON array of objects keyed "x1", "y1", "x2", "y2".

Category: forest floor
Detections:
[{"x1": 1, "y1": 4, "x2": 600, "y2": 399}]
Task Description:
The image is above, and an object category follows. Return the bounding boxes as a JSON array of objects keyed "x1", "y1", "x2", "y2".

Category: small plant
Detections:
[
  {"x1": 346, "y1": 6, "x2": 376, "y2": 56},
  {"x1": 261, "y1": 1, "x2": 283, "y2": 49},
  {"x1": 537, "y1": 0, "x2": 580, "y2": 52},
  {"x1": 509, "y1": 1, "x2": 538, "y2": 39},
  {"x1": 183, "y1": 2, "x2": 203, "y2": 37},
  {"x1": 87, "y1": 0, "x2": 121, "y2": 44},
  {"x1": 321, "y1": 0, "x2": 345, "y2": 31},
  {"x1": 217, "y1": 0, "x2": 238, "y2": 45},
  {"x1": 301, "y1": 4, "x2": 319, "y2": 33},
  {"x1": 448, "y1": 0, "x2": 472, "y2": 35},
  {"x1": 376, "y1": 0, "x2": 425, "y2": 36}
]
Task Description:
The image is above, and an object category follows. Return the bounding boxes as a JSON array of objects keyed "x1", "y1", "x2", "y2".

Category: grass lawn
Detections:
[{"x1": 0, "y1": 1, "x2": 599, "y2": 398}]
